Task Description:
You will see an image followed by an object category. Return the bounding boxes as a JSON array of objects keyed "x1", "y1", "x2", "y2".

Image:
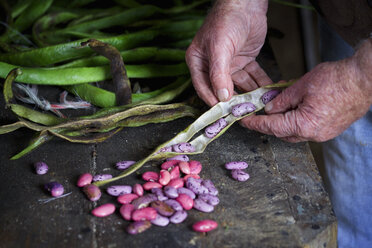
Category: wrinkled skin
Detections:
[{"x1": 186, "y1": 0, "x2": 372, "y2": 142}]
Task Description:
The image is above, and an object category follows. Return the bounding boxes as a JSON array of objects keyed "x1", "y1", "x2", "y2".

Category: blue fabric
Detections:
[{"x1": 319, "y1": 18, "x2": 372, "y2": 248}]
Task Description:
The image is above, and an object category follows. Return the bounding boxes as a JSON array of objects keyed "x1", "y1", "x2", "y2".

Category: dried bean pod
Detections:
[
  {"x1": 133, "y1": 183, "x2": 144, "y2": 196},
  {"x1": 143, "y1": 182, "x2": 162, "y2": 191},
  {"x1": 192, "y1": 220, "x2": 218, "y2": 232},
  {"x1": 198, "y1": 194, "x2": 220, "y2": 206},
  {"x1": 201, "y1": 179, "x2": 218, "y2": 196},
  {"x1": 93, "y1": 174, "x2": 112, "y2": 182},
  {"x1": 261, "y1": 89, "x2": 281, "y2": 104},
  {"x1": 116, "y1": 160, "x2": 135, "y2": 170},
  {"x1": 193, "y1": 198, "x2": 214, "y2": 213},
  {"x1": 117, "y1": 193, "x2": 139, "y2": 204},
  {"x1": 225, "y1": 161, "x2": 248, "y2": 170},
  {"x1": 188, "y1": 160, "x2": 202, "y2": 175},
  {"x1": 204, "y1": 118, "x2": 227, "y2": 138},
  {"x1": 77, "y1": 173, "x2": 93, "y2": 187},
  {"x1": 163, "y1": 186, "x2": 179, "y2": 198},
  {"x1": 34, "y1": 162, "x2": 48, "y2": 175},
  {"x1": 92, "y1": 203, "x2": 115, "y2": 217},
  {"x1": 131, "y1": 194, "x2": 157, "y2": 209},
  {"x1": 45, "y1": 182, "x2": 64, "y2": 197},
  {"x1": 106, "y1": 185, "x2": 132, "y2": 196},
  {"x1": 151, "y1": 188, "x2": 168, "y2": 201},
  {"x1": 169, "y1": 210, "x2": 187, "y2": 224},
  {"x1": 172, "y1": 142, "x2": 195, "y2": 153},
  {"x1": 231, "y1": 169, "x2": 250, "y2": 182},
  {"x1": 151, "y1": 214, "x2": 170, "y2": 227},
  {"x1": 231, "y1": 102, "x2": 256, "y2": 117},
  {"x1": 164, "y1": 199, "x2": 183, "y2": 211},
  {"x1": 166, "y1": 155, "x2": 189, "y2": 162},
  {"x1": 161, "y1": 160, "x2": 180, "y2": 170},
  {"x1": 83, "y1": 184, "x2": 101, "y2": 201},
  {"x1": 176, "y1": 194, "x2": 194, "y2": 210},
  {"x1": 120, "y1": 204, "x2": 134, "y2": 221},
  {"x1": 142, "y1": 171, "x2": 159, "y2": 182},
  {"x1": 177, "y1": 187, "x2": 196, "y2": 199},
  {"x1": 131, "y1": 207, "x2": 157, "y2": 221},
  {"x1": 127, "y1": 221, "x2": 152, "y2": 235},
  {"x1": 150, "y1": 200, "x2": 175, "y2": 217}
]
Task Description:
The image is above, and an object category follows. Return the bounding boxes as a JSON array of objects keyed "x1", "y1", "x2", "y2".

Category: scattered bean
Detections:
[
  {"x1": 198, "y1": 194, "x2": 220, "y2": 206},
  {"x1": 161, "y1": 160, "x2": 180, "y2": 170},
  {"x1": 169, "y1": 166, "x2": 180, "y2": 179},
  {"x1": 77, "y1": 173, "x2": 93, "y2": 187},
  {"x1": 186, "y1": 177, "x2": 208, "y2": 195},
  {"x1": 204, "y1": 118, "x2": 227, "y2": 138},
  {"x1": 131, "y1": 207, "x2": 157, "y2": 221},
  {"x1": 261, "y1": 89, "x2": 281, "y2": 105},
  {"x1": 172, "y1": 142, "x2": 195, "y2": 153},
  {"x1": 34, "y1": 162, "x2": 48, "y2": 175},
  {"x1": 143, "y1": 182, "x2": 162, "y2": 191},
  {"x1": 168, "y1": 178, "x2": 184, "y2": 189},
  {"x1": 176, "y1": 194, "x2": 194, "y2": 210},
  {"x1": 188, "y1": 160, "x2": 202, "y2": 175},
  {"x1": 45, "y1": 182, "x2": 64, "y2": 197},
  {"x1": 92, "y1": 203, "x2": 116, "y2": 217},
  {"x1": 164, "y1": 199, "x2": 183, "y2": 211},
  {"x1": 163, "y1": 186, "x2": 179, "y2": 198},
  {"x1": 169, "y1": 210, "x2": 187, "y2": 224},
  {"x1": 83, "y1": 184, "x2": 101, "y2": 201},
  {"x1": 127, "y1": 220, "x2": 152, "y2": 235},
  {"x1": 193, "y1": 198, "x2": 214, "y2": 213},
  {"x1": 192, "y1": 220, "x2": 218, "y2": 233},
  {"x1": 179, "y1": 161, "x2": 190, "y2": 174},
  {"x1": 183, "y1": 174, "x2": 200, "y2": 181},
  {"x1": 177, "y1": 187, "x2": 196, "y2": 199},
  {"x1": 116, "y1": 160, "x2": 136, "y2": 170},
  {"x1": 120, "y1": 204, "x2": 134, "y2": 221},
  {"x1": 117, "y1": 193, "x2": 139, "y2": 204},
  {"x1": 106, "y1": 185, "x2": 132, "y2": 196},
  {"x1": 231, "y1": 102, "x2": 256, "y2": 117},
  {"x1": 225, "y1": 161, "x2": 248, "y2": 170},
  {"x1": 131, "y1": 194, "x2": 157, "y2": 209},
  {"x1": 93, "y1": 174, "x2": 112, "y2": 182},
  {"x1": 231, "y1": 169, "x2": 250, "y2": 182},
  {"x1": 151, "y1": 188, "x2": 168, "y2": 201},
  {"x1": 151, "y1": 214, "x2": 170, "y2": 227},
  {"x1": 150, "y1": 200, "x2": 175, "y2": 217},
  {"x1": 201, "y1": 179, "x2": 218, "y2": 196},
  {"x1": 142, "y1": 171, "x2": 159, "y2": 182},
  {"x1": 159, "y1": 170, "x2": 171, "y2": 185},
  {"x1": 133, "y1": 183, "x2": 144, "y2": 196},
  {"x1": 166, "y1": 155, "x2": 189, "y2": 162}
]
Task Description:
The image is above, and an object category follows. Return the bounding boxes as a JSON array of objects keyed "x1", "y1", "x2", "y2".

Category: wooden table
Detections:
[{"x1": 0, "y1": 44, "x2": 337, "y2": 248}]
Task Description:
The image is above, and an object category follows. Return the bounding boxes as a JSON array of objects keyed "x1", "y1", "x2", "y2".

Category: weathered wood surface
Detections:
[{"x1": 0, "y1": 45, "x2": 336, "y2": 248}]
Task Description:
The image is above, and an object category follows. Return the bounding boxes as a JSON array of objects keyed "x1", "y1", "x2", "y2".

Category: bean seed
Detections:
[
  {"x1": 201, "y1": 179, "x2": 218, "y2": 196},
  {"x1": 163, "y1": 186, "x2": 179, "y2": 198},
  {"x1": 193, "y1": 198, "x2": 214, "y2": 213},
  {"x1": 120, "y1": 204, "x2": 134, "y2": 221},
  {"x1": 177, "y1": 187, "x2": 196, "y2": 199},
  {"x1": 169, "y1": 210, "x2": 187, "y2": 224},
  {"x1": 150, "y1": 200, "x2": 175, "y2": 217},
  {"x1": 92, "y1": 203, "x2": 116, "y2": 217},
  {"x1": 93, "y1": 174, "x2": 112, "y2": 182},
  {"x1": 231, "y1": 102, "x2": 256, "y2": 117},
  {"x1": 198, "y1": 194, "x2": 220, "y2": 206},
  {"x1": 169, "y1": 166, "x2": 180, "y2": 179},
  {"x1": 183, "y1": 174, "x2": 200, "y2": 181},
  {"x1": 106, "y1": 185, "x2": 132, "y2": 196},
  {"x1": 116, "y1": 160, "x2": 136, "y2": 170},
  {"x1": 159, "y1": 170, "x2": 171, "y2": 185},
  {"x1": 77, "y1": 173, "x2": 93, "y2": 187},
  {"x1": 117, "y1": 193, "x2": 139, "y2": 204},
  {"x1": 192, "y1": 220, "x2": 218, "y2": 232},
  {"x1": 261, "y1": 89, "x2": 281, "y2": 104},
  {"x1": 83, "y1": 184, "x2": 101, "y2": 201},
  {"x1": 179, "y1": 161, "x2": 190, "y2": 174},
  {"x1": 186, "y1": 177, "x2": 208, "y2": 195},
  {"x1": 142, "y1": 171, "x2": 159, "y2": 182},
  {"x1": 168, "y1": 178, "x2": 184, "y2": 189},
  {"x1": 231, "y1": 169, "x2": 250, "y2": 182},
  {"x1": 161, "y1": 160, "x2": 180, "y2": 170},
  {"x1": 225, "y1": 161, "x2": 248, "y2": 170},
  {"x1": 45, "y1": 182, "x2": 64, "y2": 197},
  {"x1": 164, "y1": 199, "x2": 183, "y2": 211},
  {"x1": 166, "y1": 155, "x2": 189, "y2": 162},
  {"x1": 143, "y1": 182, "x2": 162, "y2": 191},
  {"x1": 127, "y1": 220, "x2": 152, "y2": 235},
  {"x1": 133, "y1": 183, "x2": 144, "y2": 196},
  {"x1": 151, "y1": 188, "x2": 168, "y2": 201},
  {"x1": 151, "y1": 214, "x2": 170, "y2": 227},
  {"x1": 176, "y1": 194, "x2": 194, "y2": 210},
  {"x1": 34, "y1": 162, "x2": 48, "y2": 175},
  {"x1": 188, "y1": 160, "x2": 202, "y2": 175},
  {"x1": 205, "y1": 118, "x2": 227, "y2": 138},
  {"x1": 172, "y1": 142, "x2": 195, "y2": 153},
  {"x1": 131, "y1": 207, "x2": 157, "y2": 221},
  {"x1": 131, "y1": 194, "x2": 157, "y2": 209}
]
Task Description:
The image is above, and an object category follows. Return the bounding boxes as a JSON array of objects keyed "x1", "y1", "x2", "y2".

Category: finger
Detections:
[
  {"x1": 243, "y1": 61, "x2": 273, "y2": 87},
  {"x1": 231, "y1": 70, "x2": 260, "y2": 92},
  {"x1": 280, "y1": 136, "x2": 307, "y2": 143}
]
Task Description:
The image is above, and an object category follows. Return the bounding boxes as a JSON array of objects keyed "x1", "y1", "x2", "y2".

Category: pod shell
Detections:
[
  {"x1": 205, "y1": 118, "x2": 228, "y2": 138},
  {"x1": 231, "y1": 102, "x2": 256, "y2": 117}
]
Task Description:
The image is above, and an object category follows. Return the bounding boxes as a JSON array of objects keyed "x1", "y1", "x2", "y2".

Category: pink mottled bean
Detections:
[
  {"x1": 159, "y1": 170, "x2": 171, "y2": 186},
  {"x1": 179, "y1": 161, "x2": 190, "y2": 175},
  {"x1": 192, "y1": 220, "x2": 218, "y2": 232},
  {"x1": 92, "y1": 203, "x2": 115, "y2": 217},
  {"x1": 106, "y1": 185, "x2": 132, "y2": 196},
  {"x1": 131, "y1": 207, "x2": 157, "y2": 221},
  {"x1": 205, "y1": 118, "x2": 227, "y2": 138},
  {"x1": 183, "y1": 174, "x2": 200, "y2": 181},
  {"x1": 172, "y1": 142, "x2": 195, "y2": 153},
  {"x1": 161, "y1": 160, "x2": 180, "y2": 170},
  {"x1": 117, "y1": 193, "x2": 139, "y2": 204},
  {"x1": 176, "y1": 194, "x2": 194, "y2": 210},
  {"x1": 142, "y1": 171, "x2": 159, "y2": 182},
  {"x1": 188, "y1": 160, "x2": 202, "y2": 175},
  {"x1": 45, "y1": 182, "x2": 64, "y2": 197},
  {"x1": 168, "y1": 178, "x2": 184, "y2": 189},
  {"x1": 231, "y1": 102, "x2": 256, "y2": 117},
  {"x1": 143, "y1": 182, "x2": 162, "y2": 191},
  {"x1": 133, "y1": 183, "x2": 144, "y2": 196},
  {"x1": 77, "y1": 173, "x2": 93, "y2": 187},
  {"x1": 198, "y1": 194, "x2": 220, "y2": 206},
  {"x1": 34, "y1": 162, "x2": 48, "y2": 175},
  {"x1": 193, "y1": 198, "x2": 214, "y2": 213},
  {"x1": 225, "y1": 161, "x2": 248, "y2": 170},
  {"x1": 120, "y1": 204, "x2": 134, "y2": 221},
  {"x1": 93, "y1": 174, "x2": 112, "y2": 182},
  {"x1": 169, "y1": 210, "x2": 187, "y2": 224},
  {"x1": 151, "y1": 214, "x2": 170, "y2": 227},
  {"x1": 231, "y1": 169, "x2": 250, "y2": 181},
  {"x1": 261, "y1": 89, "x2": 281, "y2": 104},
  {"x1": 83, "y1": 184, "x2": 101, "y2": 201},
  {"x1": 116, "y1": 160, "x2": 136, "y2": 170},
  {"x1": 166, "y1": 155, "x2": 189, "y2": 162},
  {"x1": 127, "y1": 221, "x2": 151, "y2": 235},
  {"x1": 169, "y1": 166, "x2": 180, "y2": 179}
]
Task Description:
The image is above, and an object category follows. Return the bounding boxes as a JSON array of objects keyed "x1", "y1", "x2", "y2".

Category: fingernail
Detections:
[
  {"x1": 265, "y1": 102, "x2": 273, "y2": 112},
  {"x1": 217, "y1": 88, "x2": 229, "y2": 102}
]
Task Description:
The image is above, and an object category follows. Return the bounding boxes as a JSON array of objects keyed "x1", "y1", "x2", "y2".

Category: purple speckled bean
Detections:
[
  {"x1": 205, "y1": 118, "x2": 227, "y2": 138},
  {"x1": 131, "y1": 194, "x2": 157, "y2": 209},
  {"x1": 172, "y1": 143, "x2": 195, "y2": 153},
  {"x1": 231, "y1": 169, "x2": 250, "y2": 182},
  {"x1": 93, "y1": 174, "x2": 112, "y2": 182},
  {"x1": 166, "y1": 155, "x2": 189, "y2": 162},
  {"x1": 177, "y1": 187, "x2": 196, "y2": 199},
  {"x1": 106, "y1": 185, "x2": 132, "y2": 196},
  {"x1": 151, "y1": 188, "x2": 168, "y2": 201},
  {"x1": 231, "y1": 102, "x2": 256, "y2": 117},
  {"x1": 261, "y1": 89, "x2": 281, "y2": 105},
  {"x1": 193, "y1": 198, "x2": 214, "y2": 213},
  {"x1": 34, "y1": 162, "x2": 48, "y2": 175},
  {"x1": 201, "y1": 179, "x2": 218, "y2": 196},
  {"x1": 164, "y1": 199, "x2": 183, "y2": 211},
  {"x1": 186, "y1": 177, "x2": 209, "y2": 195},
  {"x1": 169, "y1": 210, "x2": 187, "y2": 224},
  {"x1": 151, "y1": 200, "x2": 175, "y2": 217},
  {"x1": 151, "y1": 214, "x2": 170, "y2": 227},
  {"x1": 127, "y1": 221, "x2": 151, "y2": 235},
  {"x1": 116, "y1": 160, "x2": 135, "y2": 170},
  {"x1": 164, "y1": 186, "x2": 179, "y2": 198},
  {"x1": 198, "y1": 194, "x2": 220, "y2": 206},
  {"x1": 225, "y1": 161, "x2": 248, "y2": 170},
  {"x1": 44, "y1": 182, "x2": 64, "y2": 197}
]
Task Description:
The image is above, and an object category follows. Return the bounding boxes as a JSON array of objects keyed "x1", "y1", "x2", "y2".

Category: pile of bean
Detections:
[{"x1": 77, "y1": 156, "x2": 218, "y2": 234}]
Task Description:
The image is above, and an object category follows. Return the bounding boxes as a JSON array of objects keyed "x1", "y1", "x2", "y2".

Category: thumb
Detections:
[{"x1": 265, "y1": 81, "x2": 303, "y2": 114}]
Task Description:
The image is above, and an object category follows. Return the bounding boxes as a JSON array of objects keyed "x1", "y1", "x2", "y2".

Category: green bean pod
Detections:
[{"x1": 10, "y1": 131, "x2": 53, "y2": 160}]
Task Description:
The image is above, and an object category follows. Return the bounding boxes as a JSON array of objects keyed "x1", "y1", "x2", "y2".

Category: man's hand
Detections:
[
  {"x1": 241, "y1": 39, "x2": 372, "y2": 142},
  {"x1": 186, "y1": 0, "x2": 271, "y2": 106}
]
